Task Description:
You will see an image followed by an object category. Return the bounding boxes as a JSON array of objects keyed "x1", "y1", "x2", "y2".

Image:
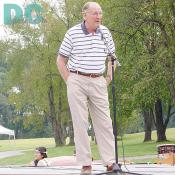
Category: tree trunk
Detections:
[
  {"x1": 57, "y1": 80, "x2": 66, "y2": 144},
  {"x1": 68, "y1": 120, "x2": 74, "y2": 145},
  {"x1": 68, "y1": 107, "x2": 74, "y2": 145},
  {"x1": 154, "y1": 99, "x2": 167, "y2": 142},
  {"x1": 91, "y1": 123, "x2": 95, "y2": 142},
  {"x1": 48, "y1": 84, "x2": 64, "y2": 146},
  {"x1": 52, "y1": 118, "x2": 63, "y2": 146},
  {"x1": 143, "y1": 109, "x2": 152, "y2": 142}
]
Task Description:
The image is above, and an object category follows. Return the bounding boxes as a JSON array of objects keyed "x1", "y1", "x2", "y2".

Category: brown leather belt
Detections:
[{"x1": 70, "y1": 70, "x2": 102, "y2": 78}]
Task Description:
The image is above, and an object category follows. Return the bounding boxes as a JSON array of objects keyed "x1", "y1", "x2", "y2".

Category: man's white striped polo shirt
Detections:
[{"x1": 59, "y1": 22, "x2": 115, "y2": 74}]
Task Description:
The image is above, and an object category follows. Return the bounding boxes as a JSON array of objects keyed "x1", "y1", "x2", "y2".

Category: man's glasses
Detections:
[{"x1": 85, "y1": 11, "x2": 103, "y2": 16}]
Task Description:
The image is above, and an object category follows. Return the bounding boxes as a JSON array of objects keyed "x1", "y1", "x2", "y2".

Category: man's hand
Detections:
[
  {"x1": 56, "y1": 55, "x2": 69, "y2": 83},
  {"x1": 65, "y1": 74, "x2": 70, "y2": 83},
  {"x1": 105, "y1": 75, "x2": 112, "y2": 86}
]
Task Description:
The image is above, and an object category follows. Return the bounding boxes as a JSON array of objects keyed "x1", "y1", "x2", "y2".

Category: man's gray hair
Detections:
[{"x1": 82, "y1": 2, "x2": 101, "y2": 12}]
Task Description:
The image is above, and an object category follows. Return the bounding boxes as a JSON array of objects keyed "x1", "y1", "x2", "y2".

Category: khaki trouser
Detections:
[{"x1": 67, "y1": 73, "x2": 115, "y2": 166}]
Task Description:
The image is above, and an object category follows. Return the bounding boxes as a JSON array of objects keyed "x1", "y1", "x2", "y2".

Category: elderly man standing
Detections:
[{"x1": 57, "y1": 1, "x2": 117, "y2": 174}]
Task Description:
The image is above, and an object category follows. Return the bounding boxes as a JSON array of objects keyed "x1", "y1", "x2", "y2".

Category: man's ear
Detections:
[{"x1": 82, "y1": 12, "x2": 86, "y2": 21}]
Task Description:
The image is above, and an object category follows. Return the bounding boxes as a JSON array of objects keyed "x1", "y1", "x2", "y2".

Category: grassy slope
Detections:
[{"x1": 0, "y1": 128, "x2": 174, "y2": 165}]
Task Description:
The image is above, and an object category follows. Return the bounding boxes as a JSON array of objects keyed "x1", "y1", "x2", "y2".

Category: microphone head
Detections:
[{"x1": 109, "y1": 54, "x2": 121, "y2": 67}]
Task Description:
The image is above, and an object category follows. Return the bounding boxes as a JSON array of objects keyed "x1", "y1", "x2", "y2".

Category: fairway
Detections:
[{"x1": 0, "y1": 128, "x2": 175, "y2": 165}]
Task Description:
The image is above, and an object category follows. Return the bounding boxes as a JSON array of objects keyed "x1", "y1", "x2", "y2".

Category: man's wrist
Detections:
[
  {"x1": 106, "y1": 75, "x2": 112, "y2": 81},
  {"x1": 105, "y1": 75, "x2": 112, "y2": 86}
]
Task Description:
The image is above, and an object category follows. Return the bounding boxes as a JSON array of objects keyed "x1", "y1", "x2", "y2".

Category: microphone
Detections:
[
  {"x1": 97, "y1": 28, "x2": 121, "y2": 67},
  {"x1": 109, "y1": 53, "x2": 121, "y2": 67}
]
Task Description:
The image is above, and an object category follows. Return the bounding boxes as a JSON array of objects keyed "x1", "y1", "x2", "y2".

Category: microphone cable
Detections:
[
  {"x1": 117, "y1": 66, "x2": 131, "y2": 172},
  {"x1": 117, "y1": 64, "x2": 150, "y2": 175}
]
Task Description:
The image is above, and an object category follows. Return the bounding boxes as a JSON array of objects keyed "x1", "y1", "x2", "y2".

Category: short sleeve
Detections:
[
  {"x1": 106, "y1": 30, "x2": 115, "y2": 55},
  {"x1": 58, "y1": 31, "x2": 73, "y2": 58}
]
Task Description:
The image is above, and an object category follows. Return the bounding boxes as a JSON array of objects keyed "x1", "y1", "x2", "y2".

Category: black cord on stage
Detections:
[
  {"x1": 117, "y1": 66, "x2": 131, "y2": 172},
  {"x1": 94, "y1": 171, "x2": 151, "y2": 175}
]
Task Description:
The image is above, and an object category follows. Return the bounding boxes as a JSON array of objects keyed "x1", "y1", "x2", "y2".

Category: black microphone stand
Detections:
[
  {"x1": 110, "y1": 55, "x2": 122, "y2": 174},
  {"x1": 99, "y1": 30, "x2": 122, "y2": 174}
]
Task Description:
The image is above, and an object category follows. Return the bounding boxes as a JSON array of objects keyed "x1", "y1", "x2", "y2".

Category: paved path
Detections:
[
  {"x1": 0, "y1": 150, "x2": 24, "y2": 159},
  {"x1": 0, "y1": 149, "x2": 157, "y2": 160},
  {"x1": 121, "y1": 154, "x2": 157, "y2": 160}
]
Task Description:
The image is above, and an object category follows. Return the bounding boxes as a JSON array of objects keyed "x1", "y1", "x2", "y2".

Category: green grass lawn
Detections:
[
  {"x1": 0, "y1": 128, "x2": 174, "y2": 165},
  {"x1": 0, "y1": 138, "x2": 55, "y2": 152}
]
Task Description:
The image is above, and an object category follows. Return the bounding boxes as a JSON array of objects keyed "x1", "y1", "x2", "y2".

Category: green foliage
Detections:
[
  {"x1": 98, "y1": 0, "x2": 175, "y2": 133},
  {"x1": 0, "y1": 0, "x2": 92, "y2": 142}
]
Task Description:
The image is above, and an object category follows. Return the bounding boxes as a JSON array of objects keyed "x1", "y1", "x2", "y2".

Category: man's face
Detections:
[{"x1": 83, "y1": 4, "x2": 103, "y2": 30}]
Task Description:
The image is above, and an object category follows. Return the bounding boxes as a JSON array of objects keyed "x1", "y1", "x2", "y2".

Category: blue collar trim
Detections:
[{"x1": 81, "y1": 21, "x2": 101, "y2": 35}]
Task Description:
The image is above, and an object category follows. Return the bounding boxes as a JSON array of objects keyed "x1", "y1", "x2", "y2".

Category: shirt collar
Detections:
[{"x1": 81, "y1": 21, "x2": 101, "y2": 35}]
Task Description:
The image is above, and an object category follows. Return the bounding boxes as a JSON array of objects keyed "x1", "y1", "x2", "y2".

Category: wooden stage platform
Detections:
[{"x1": 0, "y1": 163, "x2": 175, "y2": 175}]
